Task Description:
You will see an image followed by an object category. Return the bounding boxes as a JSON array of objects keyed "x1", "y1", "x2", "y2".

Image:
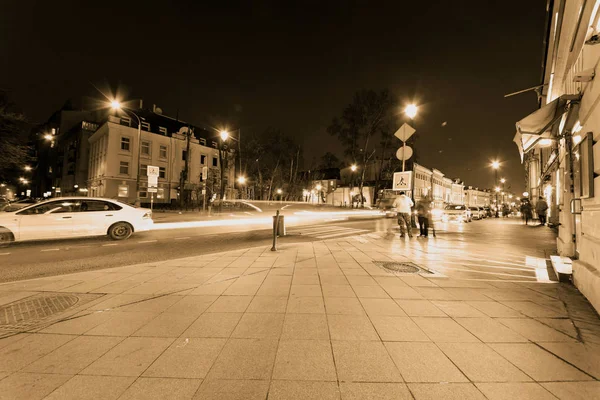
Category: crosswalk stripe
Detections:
[
  {"x1": 316, "y1": 229, "x2": 370, "y2": 239},
  {"x1": 288, "y1": 226, "x2": 349, "y2": 235}
]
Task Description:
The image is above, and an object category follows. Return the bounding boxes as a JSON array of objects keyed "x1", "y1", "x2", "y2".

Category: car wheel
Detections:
[
  {"x1": 108, "y1": 222, "x2": 133, "y2": 240},
  {"x1": 0, "y1": 228, "x2": 14, "y2": 246}
]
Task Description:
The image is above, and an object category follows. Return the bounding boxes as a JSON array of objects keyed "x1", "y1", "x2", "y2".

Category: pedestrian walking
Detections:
[
  {"x1": 535, "y1": 196, "x2": 548, "y2": 226},
  {"x1": 393, "y1": 191, "x2": 414, "y2": 238},
  {"x1": 416, "y1": 195, "x2": 431, "y2": 238},
  {"x1": 520, "y1": 200, "x2": 533, "y2": 225},
  {"x1": 502, "y1": 204, "x2": 510, "y2": 218}
]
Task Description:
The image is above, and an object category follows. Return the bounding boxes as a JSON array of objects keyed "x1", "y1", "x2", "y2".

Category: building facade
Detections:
[
  {"x1": 514, "y1": 0, "x2": 600, "y2": 312},
  {"x1": 464, "y1": 187, "x2": 491, "y2": 208},
  {"x1": 87, "y1": 114, "x2": 235, "y2": 205}
]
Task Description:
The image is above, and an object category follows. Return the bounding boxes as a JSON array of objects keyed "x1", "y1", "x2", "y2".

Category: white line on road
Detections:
[
  {"x1": 102, "y1": 243, "x2": 118, "y2": 247},
  {"x1": 0, "y1": 253, "x2": 10, "y2": 256},
  {"x1": 174, "y1": 237, "x2": 191, "y2": 240},
  {"x1": 138, "y1": 240, "x2": 158, "y2": 244},
  {"x1": 41, "y1": 249, "x2": 60, "y2": 252},
  {"x1": 317, "y1": 229, "x2": 370, "y2": 239}
]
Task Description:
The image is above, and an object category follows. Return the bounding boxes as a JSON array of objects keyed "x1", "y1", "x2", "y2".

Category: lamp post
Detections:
[
  {"x1": 316, "y1": 184, "x2": 322, "y2": 204},
  {"x1": 111, "y1": 100, "x2": 143, "y2": 206},
  {"x1": 403, "y1": 104, "x2": 418, "y2": 172},
  {"x1": 491, "y1": 161, "x2": 500, "y2": 217},
  {"x1": 350, "y1": 164, "x2": 357, "y2": 208}
]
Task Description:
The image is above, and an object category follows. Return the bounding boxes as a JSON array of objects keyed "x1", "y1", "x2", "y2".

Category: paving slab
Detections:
[
  {"x1": 272, "y1": 340, "x2": 337, "y2": 381},
  {"x1": 43, "y1": 375, "x2": 135, "y2": 400},
  {"x1": 407, "y1": 383, "x2": 486, "y2": 400},
  {"x1": 0, "y1": 372, "x2": 72, "y2": 400},
  {"x1": 194, "y1": 379, "x2": 270, "y2": 400},
  {"x1": 475, "y1": 382, "x2": 558, "y2": 400},
  {"x1": 268, "y1": 380, "x2": 340, "y2": 400},
  {"x1": 339, "y1": 382, "x2": 412, "y2": 400},
  {"x1": 119, "y1": 377, "x2": 202, "y2": 400},
  {"x1": 332, "y1": 340, "x2": 403, "y2": 382},
  {"x1": 206, "y1": 338, "x2": 278, "y2": 380}
]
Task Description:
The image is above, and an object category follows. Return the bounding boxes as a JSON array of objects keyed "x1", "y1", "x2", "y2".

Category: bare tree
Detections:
[
  {"x1": 0, "y1": 94, "x2": 32, "y2": 182},
  {"x1": 327, "y1": 89, "x2": 394, "y2": 207}
]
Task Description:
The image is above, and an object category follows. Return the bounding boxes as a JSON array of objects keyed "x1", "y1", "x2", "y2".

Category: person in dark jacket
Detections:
[
  {"x1": 416, "y1": 195, "x2": 432, "y2": 238},
  {"x1": 535, "y1": 197, "x2": 549, "y2": 226}
]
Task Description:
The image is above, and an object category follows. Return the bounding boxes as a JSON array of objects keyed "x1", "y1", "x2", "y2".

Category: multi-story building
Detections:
[
  {"x1": 464, "y1": 187, "x2": 491, "y2": 208},
  {"x1": 87, "y1": 111, "x2": 236, "y2": 205},
  {"x1": 514, "y1": 1, "x2": 600, "y2": 311}
]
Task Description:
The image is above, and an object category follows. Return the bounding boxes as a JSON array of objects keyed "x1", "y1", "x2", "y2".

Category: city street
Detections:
[{"x1": 0, "y1": 216, "x2": 598, "y2": 399}]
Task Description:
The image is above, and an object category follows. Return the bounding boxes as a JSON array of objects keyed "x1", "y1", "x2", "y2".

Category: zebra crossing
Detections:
[{"x1": 286, "y1": 225, "x2": 370, "y2": 239}]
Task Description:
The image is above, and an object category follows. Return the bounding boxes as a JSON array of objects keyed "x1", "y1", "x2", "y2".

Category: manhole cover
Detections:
[
  {"x1": 0, "y1": 292, "x2": 102, "y2": 334},
  {"x1": 374, "y1": 261, "x2": 433, "y2": 274}
]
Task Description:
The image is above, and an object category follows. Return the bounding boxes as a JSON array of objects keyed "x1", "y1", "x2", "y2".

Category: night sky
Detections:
[{"x1": 1, "y1": 1, "x2": 547, "y2": 192}]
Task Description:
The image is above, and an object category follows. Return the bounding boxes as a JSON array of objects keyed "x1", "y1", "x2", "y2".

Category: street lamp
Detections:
[
  {"x1": 237, "y1": 176, "x2": 246, "y2": 184},
  {"x1": 43, "y1": 134, "x2": 53, "y2": 141},
  {"x1": 220, "y1": 130, "x2": 229, "y2": 141},
  {"x1": 404, "y1": 104, "x2": 418, "y2": 119},
  {"x1": 110, "y1": 100, "x2": 143, "y2": 206},
  {"x1": 24, "y1": 166, "x2": 32, "y2": 171},
  {"x1": 350, "y1": 164, "x2": 357, "y2": 172}
]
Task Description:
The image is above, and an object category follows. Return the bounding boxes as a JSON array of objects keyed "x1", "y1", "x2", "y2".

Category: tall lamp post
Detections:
[
  {"x1": 111, "y1": 100, "x2": 143, "y2": 206},
  {"x1": 403, "y1": 104, "x2": 418, "y2": 172},
  {"x1": 350, "y1": 164, "x2": 357, "y2": 208},
  {"x1": 491, "y1": 161, "x2": 500, "y2": 217}
]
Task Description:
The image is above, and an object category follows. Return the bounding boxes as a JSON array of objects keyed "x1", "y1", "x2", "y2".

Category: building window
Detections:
[
  {"x1": 118, "y1": 185, "x2": 128, "y2": 197},
  {"x1": 120, "y1": 137, "x2": 130, "y2": 151},
  {"x1": 159, "y1": 126, "x2": 167, "y2": 135},
  {"x1": 182, "y1": 150, "x2": 187, "y2": 161},
  {"x1": 139, "y1": 187, "x2": 148, "y2": 198},
  {"x1": 212, "y1": 141, "x2": 218, "y2": 148},
  {"x1": 140, "y1": 164, "x2": 148, "y2": 176},
  {"x1": 199, "y1": 138, "x2": 207, "y2": 146},
  {"x1": 119, "y1": 161, "x2": 129, "y2": 175},
  {"x1": 201, "y1": 155, "x2": 206, "y2": 165},
  {"x1": 159, "y1": 166, "x2": 166, "y2": 179},
  {"x1": 212, "y1": 157, "x2": 218, "y2": 167},
  {"x1": 159, "y1": 145, "x2": 168, "y2": 159},
  {"x1": 157, "y1": 188, "x2": 165, "y2": 199},
  {"x1": 141, "y1": 140, "x2": 151, "y2": 156},
  {"x1": 141, "y1": 121, "x2": 150, "y2": 131}
]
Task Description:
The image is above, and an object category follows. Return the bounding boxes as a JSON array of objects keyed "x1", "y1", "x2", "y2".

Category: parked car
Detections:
[
  {"x1": 483, "y1": 206, "x2": 493, "y2": 218},
  {"x1": 442, "y1": 204, "x2": 472, "y2": 223},
  {"x1": 469, "y1": 206, "x2": 486, "y2": 220},
  {"x1": 0, "y1": 197, "x2": 153, "y2": 243}
]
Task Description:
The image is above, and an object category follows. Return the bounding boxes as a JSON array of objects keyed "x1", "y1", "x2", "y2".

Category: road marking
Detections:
[
  {"x1": 41, "y1": 248, "x2": 60, "y2": 252},
  {"x1": 174, "y1": 237, "x2": 191, "y2": 240},
  {"x1": 102, "y1": 243, "x2": 118, "y2": 247},
  {"x1": 282, "y1": 205, "x2": 290, "y2": 210},
  {"x1": 138, "y1": 240, "x2": 158, "y2": 244},
  {"x1": 0, "y1": 253, "x2": 10, "y2": 256},
  {"x1": 317, "y1": 229, "x2": 369, "y2": 239}
]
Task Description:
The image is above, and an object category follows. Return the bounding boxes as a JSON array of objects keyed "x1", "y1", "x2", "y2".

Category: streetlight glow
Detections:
[
  {"x1": 404, "y1": 104, "x2": 418, "y2": 119},
  {"x1": 220, "y1": 130, "x2": 229, "y2": 141},
  {"x1": 350, "y1": 164, "x2": 357, "y2": 172},
  {"x1": 110, "y1": 100, "x2": 121, "y2": 110},
  {"x1": 500, "y1": 178, "x2": 506, "y2": 184},
  {"x1": 24, "y1": 166, "x2": 32, "y2": 171},
  {"x1": 237, "y1": 176, "x2": 246, "y2": 184},
  {"x1": 491, "y1": 161, "x2": 500, "y2": 169},
  {"x1": 316, "y1": 184, "x2": 322, "y2": 191},
  {"x1": 495, "y1": 187, "x2": 501, "y2": 192},
  {"x1": 44, "y1": 134, "x2": 53, "y2": 141},
  {"x1": 276, "y1": 189, "x2": 282, "y2": 194}
]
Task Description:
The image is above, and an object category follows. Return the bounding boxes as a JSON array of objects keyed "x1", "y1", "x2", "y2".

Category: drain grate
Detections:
[
  {"x1": 374, "y1": 261, "x2": 433, "y2": 274},
  {"x1": 0, "y1": 292, "x2": 102, "y2": 333}
]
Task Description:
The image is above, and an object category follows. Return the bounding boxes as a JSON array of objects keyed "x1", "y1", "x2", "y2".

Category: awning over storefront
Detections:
[{"x1": 513, "y1": 97, "x2": 568, "y2": 162}]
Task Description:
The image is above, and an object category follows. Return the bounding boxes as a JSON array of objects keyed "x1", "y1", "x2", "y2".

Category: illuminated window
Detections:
[
  {"x1": 157, "y1": 188, "x2": 165, "y2": 199},
  {"x1": 118, "y1": 185, "x2": 128, "y2": 197}
]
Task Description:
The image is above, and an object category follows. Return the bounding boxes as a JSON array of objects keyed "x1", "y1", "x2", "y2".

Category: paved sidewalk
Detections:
[{"x1": 0, "y1": 231, "x2": 599, "y2": 399}]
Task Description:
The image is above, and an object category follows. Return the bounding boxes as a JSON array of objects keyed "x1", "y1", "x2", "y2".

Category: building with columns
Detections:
[{"x1": 514, "y1": 0, "x2": 600, "y2": 312}]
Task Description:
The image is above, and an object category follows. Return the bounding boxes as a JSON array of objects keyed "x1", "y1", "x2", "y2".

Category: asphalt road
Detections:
[
  {"x1": 0, "y1": 217, "x2": 384, "y2": 283},
  {"x1": 0, "y1": 215, "x2": 558, "y2": 284}
]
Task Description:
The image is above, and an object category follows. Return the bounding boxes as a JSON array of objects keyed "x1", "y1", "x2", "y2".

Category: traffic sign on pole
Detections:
[
  {"x1": 394, "y1": 123, "x2": 416, "y2": 142},
  {"x1": 396, "y1": 146, "x2": 413, "y2": 161},
  {"x1": 147, "y1": 165, "x2": 159, "y2": 177}
]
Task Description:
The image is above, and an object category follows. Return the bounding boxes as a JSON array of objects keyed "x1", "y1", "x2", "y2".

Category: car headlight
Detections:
[{"x1": 142, "y1": 212, "x2": 152, "y2": 219}]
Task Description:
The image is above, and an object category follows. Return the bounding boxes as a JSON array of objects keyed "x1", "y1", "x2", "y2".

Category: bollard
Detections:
[{"x1": 271, "y1": 210, "x2": 280, "y2": 251}]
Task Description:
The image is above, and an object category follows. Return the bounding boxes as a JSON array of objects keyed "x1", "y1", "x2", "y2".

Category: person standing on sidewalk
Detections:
[
  {"x1": 536, "y1": 196, "x2": 548, "y2": 226},
  {"x1": 393, "y1": 191, "x2": 414, "y2": 238},
  {"x1": 416, "y1": 195, "x2": 431, "y2": 237}
]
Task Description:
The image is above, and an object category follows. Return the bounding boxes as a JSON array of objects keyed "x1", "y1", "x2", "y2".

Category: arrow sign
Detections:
[
  {"x1": 394, "y1": 123, "x2": 416, "y2": 142},
  {"x1": 396, "y1": 146, "x2": 413, "y2": 161}
]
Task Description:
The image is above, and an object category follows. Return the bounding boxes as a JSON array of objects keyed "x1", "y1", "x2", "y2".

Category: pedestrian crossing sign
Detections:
[{"x1": 393, "y1": 171, "x2": 412, "y2": 191}]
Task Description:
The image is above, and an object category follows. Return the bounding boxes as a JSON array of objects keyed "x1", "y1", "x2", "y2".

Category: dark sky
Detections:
[{"x1": 1, "y1": 1, "x2": 547, "y2": 192}]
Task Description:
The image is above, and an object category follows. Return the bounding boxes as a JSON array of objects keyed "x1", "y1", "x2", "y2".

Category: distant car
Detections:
[
  {"x1": 376, "y1": 198, "x2": 397, "y2": 218},
  {"x1": 483, "y1": 206, "x2": 493, "y2": 218},
  {"x1": 469, "y1": 206, "x2": 485, "y2": 220},
  {"x1": 3, "y1": 198, "x2": 41, "y2": 211},
  {"x1": 442, "y1": 204, "x2": 472, "y2": 223},
  {"x1": 0, "y1": 197, "x2": 153, "y2": 243}
]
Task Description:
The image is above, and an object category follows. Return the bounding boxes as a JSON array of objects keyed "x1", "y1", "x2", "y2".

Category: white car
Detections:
[{"x1": 0, "y1": 197, "x2": 153, "y2": 243}]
